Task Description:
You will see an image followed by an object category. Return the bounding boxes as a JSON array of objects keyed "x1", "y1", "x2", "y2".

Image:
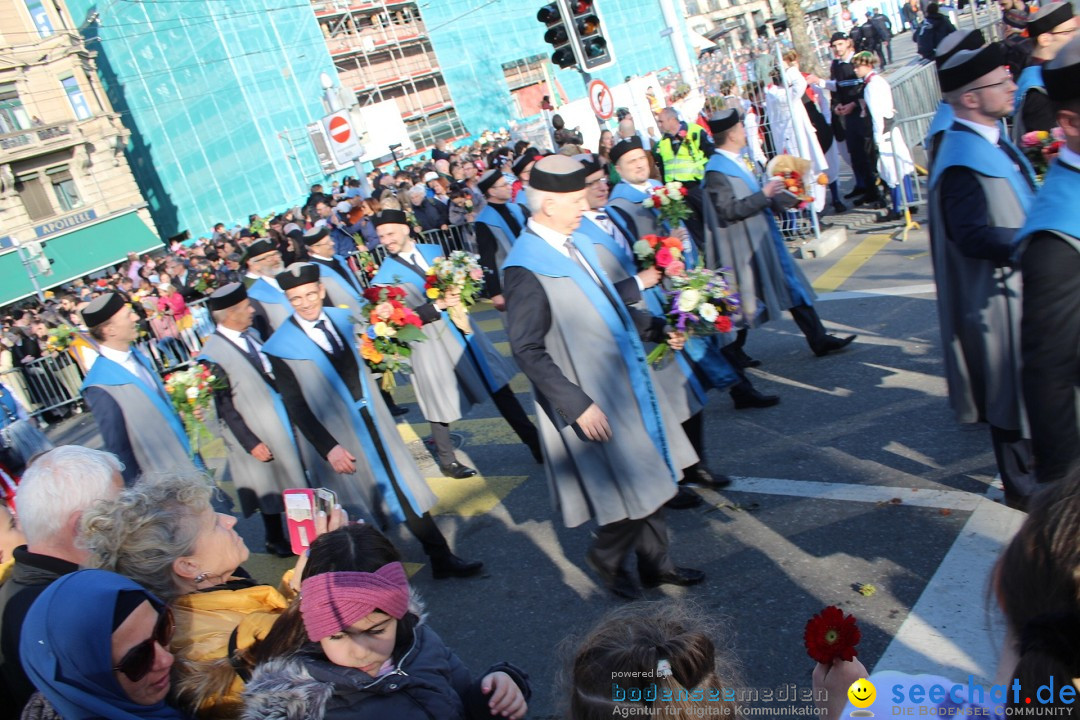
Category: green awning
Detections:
[{"x1": 0, "y1": 211, "x2": 161, "y2": 307}]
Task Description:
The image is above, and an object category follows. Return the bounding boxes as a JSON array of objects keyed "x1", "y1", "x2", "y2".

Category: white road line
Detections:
[
  {"x1": 729, "y1": 476, "x2": 983, "y2": 511},
  {"x1": 873, "y1": 497, "x2": 1025, "y2": 682},
  {"x1": 817, "y1": 283, "x2": 938, "y2": 301}
]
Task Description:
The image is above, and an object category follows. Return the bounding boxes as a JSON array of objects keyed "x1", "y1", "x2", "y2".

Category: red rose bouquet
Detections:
[
  {"x1": 632, "y1": 234, "x2": 688, "y2": 277},
  {"x1": 642, "y1": 181, "x2": 693, "y2": 226},
  {"x1": 1020, "y1": 128, "x2": 1065, "y2": 178},
  {"x1": 646, "y1": 266, "x2": 741, "y2": 365},
  {"x1": 804, "y1": 605, "x2": 861, "y2": 665},
  {"x1": 359, "y1": 286, "x2": 426, "y2": 390}
]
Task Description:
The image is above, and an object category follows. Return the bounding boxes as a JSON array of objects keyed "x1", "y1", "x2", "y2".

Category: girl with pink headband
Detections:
[{"x1": 241, "y1": 524, "x2": 530, "y2": 720}]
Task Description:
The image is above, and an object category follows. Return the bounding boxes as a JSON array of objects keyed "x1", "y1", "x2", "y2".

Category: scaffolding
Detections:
[{"x1": 312, "y1": 0, "x2": 468, "y2": 149}]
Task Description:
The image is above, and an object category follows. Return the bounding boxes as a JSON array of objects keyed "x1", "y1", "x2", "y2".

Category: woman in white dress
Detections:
[
  {"x1": 771, "y1": 51, "x2": 830, "y2": 212},
  {"x1": 853, "y1": 51, "x2": 915, "y2": 221}
]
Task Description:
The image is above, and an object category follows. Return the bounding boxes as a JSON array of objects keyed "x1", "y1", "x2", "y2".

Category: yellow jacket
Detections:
[{"x1": 171, "y1": 573, "x2": 294, "y2": 718}]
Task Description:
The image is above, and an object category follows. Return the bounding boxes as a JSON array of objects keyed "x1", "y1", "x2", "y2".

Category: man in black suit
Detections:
[
  {"x1": 1016, "y1": 36, "x2": 1080, "y2": 485},
  {"x1": 164, "y1": 255, "x2": 203, "y2": 302}
]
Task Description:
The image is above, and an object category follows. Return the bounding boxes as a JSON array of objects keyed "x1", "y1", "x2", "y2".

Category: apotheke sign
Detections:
[{"x1": 34, "y1": 209, "x2": 97, "y2": 238}]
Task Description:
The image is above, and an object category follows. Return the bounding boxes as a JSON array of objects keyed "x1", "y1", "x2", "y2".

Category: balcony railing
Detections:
[
  {"x1": 325, "y1": 22, "x2": 427, "y2": 56},
  {"x1": 0, "y1": 122, "x2": 75, "y2": 157}
]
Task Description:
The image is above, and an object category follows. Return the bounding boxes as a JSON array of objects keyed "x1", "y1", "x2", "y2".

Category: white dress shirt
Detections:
[
  {"x1": 527, "y1": 219, "x2": 605, "y2": 286},
  {"x1": 295, "y1": 313, "x2": 345, "y2": 355},
  {"x1": 397, "y1": 246, "x2": 429, "y2": 271},
  {"x1": 1058, "y1": 145, "x2": 1080, "y2": 172},
  {"x1": 218, "y1": 325, "x2": 273, "y2": 374},
  {"x1": 99, "y1": 345, "x2": 160, "y2": 392},
  {"x1": 953, "y1": 117, "x2": 1000, "y2": 145}
]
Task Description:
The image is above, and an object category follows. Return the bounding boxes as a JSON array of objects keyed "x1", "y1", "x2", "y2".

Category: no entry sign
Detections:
[{"x1": 322, "y1": 110, "x2": 363, "y2": 165}]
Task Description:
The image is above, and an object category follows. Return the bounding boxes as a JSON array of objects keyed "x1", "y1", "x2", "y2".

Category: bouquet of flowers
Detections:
[
  {"x1": 804, "y1": 605, "x2": 861, "y2": 664},
  {"x1": 1020, "y1": 128, "x2": 1065, "y2": 178},
  {"x1": 765, "y1": 155, "x2": 828, "y2": 209},
  {"x1": 192, "y1": 270, "x2": 217, "y2": 295},
  {"x1": 45, "y1": 324, "x2": 77, "y2": 353},
  {"x1": 352, "y1": 247, "x2": 379, "y2": 280},
  {"x1": 359, "y1": 286, "x2": 426, "y2": 390},
  {"x1": 163, "y1": 365, "x2": 226, "y2": 455},
  {"x1": 424, "y1": 251, "x2": 485, "y2": 334},
  {"x1": 632, "y1": 234, "x2": 688, "y2": 277},
  {"x1": 642, "y1": 181, "x2": 693, "y2": 226},
  {"x1": 646, "y1": 267, "x2": 741, "y2": 365}
]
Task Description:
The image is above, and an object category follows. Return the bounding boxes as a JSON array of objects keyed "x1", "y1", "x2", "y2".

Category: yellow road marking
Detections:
[
  {"x1": 812, "y1": 234, "x2": 893, "y2": 293},
  {"x1": 476, "y1": 318, "x2": 504, "y2": 333},
  {"x1": 905, "y1": 251, "x2": 929, "y2": 260},
  {"x1": 428, "y1": 475, "x2": 530, "y2": 516}
]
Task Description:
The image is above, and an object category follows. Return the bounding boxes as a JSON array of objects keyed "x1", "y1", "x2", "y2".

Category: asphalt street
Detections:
[{"x1": 45, "y1": 18, "x2": 1024, "y2": 719}]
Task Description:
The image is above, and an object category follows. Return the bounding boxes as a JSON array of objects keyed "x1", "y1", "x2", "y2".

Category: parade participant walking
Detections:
[
  {"x1": 80, "y1": 294, "x2": 203, "y2": 484},
  {"x1": 198, "y1": 283, "x2": 306, "y2": 558},
  {"x1": 853, "y1": 52, "x2": 916, "y2": 222},
  {"x1": 1012, "y1": 2, "x2": 1076, "y2": 142},
  {"x1": 504, "y1": 155, "x2": 704, "y2": 600},
  {"x1": 301, "y1": 227, "x2": 366, "y2": 316},
  {"x1": 261, "y1": 263, "x2": 482, "y2": 578},
  {"x1": 371, "y1": 210, "x2": 541, "y2": 477},
  {"x1": 1015, "y1": 36, "x2": 1080, "y2": 486},
  {"x1": 820, "y1": 32, "x2": 880, "y2": 205},
  {"x1": 924, "y1": 30, "x2": 987, "y2": 166},
  {"x1": 473, "y1": 169, "x2": 529, "y2": 311},
  {"x1": 930, "y1": 44, "x2": 1038, "y2": 507},
  {"x1": 703, "y1": 109, "x2": 857, "y2": 361},
  {"x1": 242, "y1": 239, "x2": 293, "y2": 337}
]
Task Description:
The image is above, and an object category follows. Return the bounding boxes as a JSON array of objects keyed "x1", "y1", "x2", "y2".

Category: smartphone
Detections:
[
  {"x1": 283, "y1": 488, "x2": 316, "y2": 555},
  {"x1": 315, "y1": 487, "x2": 338, "y2": 517}
]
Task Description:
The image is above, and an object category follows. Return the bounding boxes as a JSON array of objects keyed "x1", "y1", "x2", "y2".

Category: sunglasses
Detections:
[{"x1": 113, "y1": 606, "x2": 174, "y2": 682}]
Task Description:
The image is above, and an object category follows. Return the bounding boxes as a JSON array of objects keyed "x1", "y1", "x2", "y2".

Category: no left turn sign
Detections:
[{"x1": 588, "y1": 79, "x2": 614, "y2": 120}]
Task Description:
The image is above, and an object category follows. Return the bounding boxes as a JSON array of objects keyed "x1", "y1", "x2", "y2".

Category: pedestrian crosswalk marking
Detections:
[{"x1": 428, "y1": 475, "x2": 529, "y2": 516}]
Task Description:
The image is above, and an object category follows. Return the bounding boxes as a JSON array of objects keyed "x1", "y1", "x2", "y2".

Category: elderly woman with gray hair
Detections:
[{"x1": 81, "y1": 473, "x2": 343, "y2": 719}]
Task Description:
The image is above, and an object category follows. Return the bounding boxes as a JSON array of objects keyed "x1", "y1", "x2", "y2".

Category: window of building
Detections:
[
  {"x1": 0, "y1": 83, "x2": 30, "y2": 133},
  {"x1": 15, "y1": 173, "x2": 54, "y2": 221},
  {"x1": 24, "y1": 0, "x2": 54, "y2": 38},
  {"x1": 61, "y1": 76, "x2": 92, "y2": 121},
  {"x1": 47, "y1": 166, "x2": 82, "y2": 211}
]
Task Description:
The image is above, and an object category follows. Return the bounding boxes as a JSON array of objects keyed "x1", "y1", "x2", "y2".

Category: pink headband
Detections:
[{"x1": 299, "y1": 563, "x2": 410, "y2": 641}]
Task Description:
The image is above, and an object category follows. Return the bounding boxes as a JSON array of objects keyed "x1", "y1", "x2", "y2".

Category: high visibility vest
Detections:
[{"x1": 656, "y1": 124, "x2": 708, "y2": 182}]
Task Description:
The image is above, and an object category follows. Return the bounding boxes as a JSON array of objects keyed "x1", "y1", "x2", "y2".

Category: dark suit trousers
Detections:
[
  {"x1": 843, "y1": 112, "x2": 875, "y2": 192},
  {"x1": 430, "y1": 385, "x2": 539, "y2": 466},
  {"x1": 591, "y1": 510, "x2": 676, "y2": 577},
  {"x1": 989, "y1": 425, "x2": 1036, "y2": 502},
  {"x1": 789, "y1": 304, "x2": 829, "y2": 350}
]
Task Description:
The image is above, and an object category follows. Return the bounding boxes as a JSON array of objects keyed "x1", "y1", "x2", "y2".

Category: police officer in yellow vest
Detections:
[{"x1": 653, "y1": 106, "x2": 715, "y2": 245}]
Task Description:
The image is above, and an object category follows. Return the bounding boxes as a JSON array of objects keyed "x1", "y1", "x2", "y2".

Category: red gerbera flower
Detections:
[
  {"x1": 715, "y1": 316, "x2": 733, "y2": 333},
  {"x1": 804, "y1": 606, "x2": 860, "y2": 664}
]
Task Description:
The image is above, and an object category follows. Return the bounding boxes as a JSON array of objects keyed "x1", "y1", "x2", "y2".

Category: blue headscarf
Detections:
[{"x1": 19, "y1": 569, "x2": 188, "y2": 720}]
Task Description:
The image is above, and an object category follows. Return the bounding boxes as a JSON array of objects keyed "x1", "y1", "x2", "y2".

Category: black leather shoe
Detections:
[
  {"x1": 813, "y1": 334, "x2": 857, "y2": 357},
  {"x1": 879, "y1": 210, "x2": 904, "y2": 222},
  {"x1": 264, "y1": 540, "x2": 293, "y2": 558},
  {"x1": 832, "y1": 202, "x2": 848, "y2": 214},
  {"x1": 640, "y1": 566, "x2": 706, "y2": 589},
  {"x1": 730, "y1": 381, "x2": 781, "y2": 410},
  {"x1": 389, "y1": 404, "x2": 410, "y2": 417},
  {"x1": 430, "y1": 553, "x2": 484, "y2": 579},
  {"x1": 665, "y1": 486, "x2": 704, "y2": 510},
  {"x1": 438, "y1": 462, "x2": 478, "y2": 479},
  {"x1": 585, "y1": 550, "x2": 644, "y2": 600},
  {"x1": 679, "y1": 465, "x2": 732, "y2": 490}
]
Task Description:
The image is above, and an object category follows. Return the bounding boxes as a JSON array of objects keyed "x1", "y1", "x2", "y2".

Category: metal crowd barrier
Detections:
[{"x1": 0, "y1": 351, "x2": 84, "y2": 419}]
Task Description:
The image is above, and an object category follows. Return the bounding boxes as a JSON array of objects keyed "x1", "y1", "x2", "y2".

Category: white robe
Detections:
[
  {"x1": 863, "y1": 73, "x2": 914, "y2": 189},
  {"x1": 765, "y1": 67, "x2": 829, "y2": 210}
]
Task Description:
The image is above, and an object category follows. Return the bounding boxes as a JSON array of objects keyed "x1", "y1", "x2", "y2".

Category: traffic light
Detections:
[
  {"x1": 536, "y1": 0, "x2": 615, "y2": 72},
  {"x1": 569, "y1": 0, "x2": 613, "y2": 70},
  {"x1": 537, "y1": 2, "x2": 576, "y2": 69}
]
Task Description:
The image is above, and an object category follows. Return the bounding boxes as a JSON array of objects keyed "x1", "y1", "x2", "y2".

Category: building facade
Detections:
[
  {"x1": 0, "y1": 0, "x2": 159, "y2": 306},
  {"x1": 683, "y1": 0, "x2": 782, "y2": 49},
  {"x1": 63, "y1": 0, "x2": 340, "y2": 241}
]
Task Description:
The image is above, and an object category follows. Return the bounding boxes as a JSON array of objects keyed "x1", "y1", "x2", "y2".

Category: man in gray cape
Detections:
[
  {"x1": 198, "y1": 283, "x2": 306, "y2": 557},
  {"x1": 242, "y1": 239, "x2": 293, "y2": 338},
  {"x1": 930, "y1": 44, "x2": 1038, "y2": 506},
  {"x1": 702, "y1": 108, "x2": 856, "y2": 365},
  {"x1": 369, "y1": 209, "x2": 541, "y2": 479},
  {"x1": 261, "y1": 263, "x2": 482, "y2": 578},
  {"x1": 503, "y1": 154, "x2": 704, "y2": 600}
]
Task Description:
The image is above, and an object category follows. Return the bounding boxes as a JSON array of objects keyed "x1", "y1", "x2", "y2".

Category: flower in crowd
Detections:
[
  {"x1": 647, "y1": 266, "x2": 741, "y2": 365},
  {"x1": 425, "y1": 251, "x2": 485, "y2": 335},
  {"x1": 163, "y1": 365, "x2": 227, "y2": 456},
  {"x1": 358, "y1": 285, "x2": 425, "y2": 390},
  {"x1": 642, "y1": 183, "x2": 692, "y2": 225},
  {"x1": 803, "y1": 605, "x2": 861, "y2": 665},
  {"x1": 1020, "y1": 128, "x2": 1066, "y2": 178},
  {"x1": 634, "y1": 235, "x2": 687, "y2": 277}
]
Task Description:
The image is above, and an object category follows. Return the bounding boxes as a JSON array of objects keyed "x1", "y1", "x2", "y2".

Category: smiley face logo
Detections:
[{"x1": 848, "y1": 678, "x2": 876, "y2": 710}]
